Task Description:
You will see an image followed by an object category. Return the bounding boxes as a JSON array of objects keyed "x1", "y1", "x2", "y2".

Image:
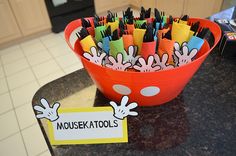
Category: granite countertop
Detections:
[{"x1": 32, "y1": 49, "x2": 236, "y2": 156}]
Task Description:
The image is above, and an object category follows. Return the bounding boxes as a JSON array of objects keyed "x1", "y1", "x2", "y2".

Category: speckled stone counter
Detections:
[{"x1": 32, "y1": 49, "x2": 236, "y2": 156}]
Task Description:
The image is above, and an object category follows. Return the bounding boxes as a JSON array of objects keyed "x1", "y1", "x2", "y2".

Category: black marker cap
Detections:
[
  {"x1": 140, "y1": 12, "x2": 145, "y2": 20},
  {"x1": 146, "y1": 8, "x2": 151, "y2": 18},
  {"x1": 141, "y1": 22, "x2": 147, "y2": 29},
  {"x1": 191, "y1": 21, "x2": 200, "y2": 32},
  {"x1": 112, "y1": 29, "x2": 119, "y2": 41},
  {"x1": 163, "y1": 29, "x2": 172, "y2": 40},
  {"x1": 181, "y1": 15, "x2": 189, "y2": 21},
  {"x1": 106, "y1": 25, "x2": 111, "y2": 36},
  {"x1": 143, "y1": 24, "x2": 154, "y2": 42},
  {"x1": 78, "y1": 27, "x2": 89, "y2": 40},
  {"x1": 127, "y1": 17, "x2": 134, "y2": 24},
  {"x1": 154, "y1": 8, "x2": 162, "y2": 22}
]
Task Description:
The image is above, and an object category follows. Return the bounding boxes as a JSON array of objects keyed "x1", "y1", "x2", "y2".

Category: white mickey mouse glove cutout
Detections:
[
  {"x1": 105, "y1": 53, "x2": 132, "y2": 71},
  {"x1": 83, "y1": 46, "x2": 106, "y2": 66},
  {"x1": 97, "y1": 41, "x2": 103, "y2": 50},
  {"x1": 110, "y1": 96, "x2": 138, "y2": 120},
  {"x1": 103, "y1": 55, "x2": 111, "y2": 65},
  {"x1": 154, "y1": 53, "x2": 175, "y2": 70},
  {"x1": 173, "y1": 42, "x2": 188, "y2": 66},
  {"x1": 33, "y1": 98, "x2": 60, "y2": 122},
  {"x1": 133, "y1": 56, "x2": 161, "y2": 72},
  {"x1": 174, "y1": 46, "x2": 198, "y2": 67},
  {"x1": 174, "y1": 42, "x2": 188, "y2": 51},
  {"x1": 125, "y1": 46, "x2": 140, "y2": 66}
]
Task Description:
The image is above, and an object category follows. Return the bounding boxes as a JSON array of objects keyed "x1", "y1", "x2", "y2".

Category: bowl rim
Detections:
[{"x1": 64, "y1": 17, "x2": 221, "y2": 74}]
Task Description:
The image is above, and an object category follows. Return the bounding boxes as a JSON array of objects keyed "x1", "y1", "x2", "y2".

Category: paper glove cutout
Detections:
[
  {"x1": 83, "y1": 46, "x2": 106, "y2": 66},
  {"x1": 97, "y1": 41, "x2": 103, "y2": 50},
  {"x1": 125, "y1": 46, "x2": 140, "y2": 66},
  {"x1": 134, "y1": 56, "x2": 161, "y2": 72},
  {"x1": 105, "y1": 53, "x2": 132, "y2": 71},
  {"x1": 110, "y1": 96, "x2": 138, "y2": 120},
  {"x1": 174, "y1": 42, "x2": 188, "y2": 51},
  {"x1": 33, "y1": 98, "x2": 60, "y2": 122},
  {"x1": 95, "y1": 42, "x2": 110, "y2": 65},
  {"x1": 154, "y1": 54, "x2": 175, "y2": 70},
  {"x1": 173, "y1": 42, "x2": 188, "y2": 66},
  {"x1": 174, "y1": 46, "x2": 198, "y2": 67}
]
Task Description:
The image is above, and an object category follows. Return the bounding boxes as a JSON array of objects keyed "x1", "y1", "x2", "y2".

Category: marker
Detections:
[
  {"x1": 109, "y1": 29, "x2": 127, "y2": 60},
  {"x1": 158, "y1": 30, "x2": 175, "y2": 64},
  {"x1": 188, "y1": 21, "x2": 200, "y2": 41},
  {"x1": 187, "y1": 36, "x2": 204, "y2": 52},
  {"x1": 171, "y1": 21, "x2": 191, "y2": 45},
  {"x1": 101, "y1": 26, "x2": 112, "y2": 54},
  {"x1": 123, "y1": 7, "x2": 133, "y2": 24},
  {"x1": 157, "y1": 26, "x2": 169, "y2": 42},
  {"x1": 141, "y1": 24, "x2": 156, "y2": 60},
  {"x1": 141, "y1": 7, "x2": 152, "y2": 23},
  {"x1": 106, "y1": 10, "x2": 119, "y2": 32},
  {"x1": 161, "y1": 11, "x2": 167, "y2": 25},
  {"x1": 126, "y1": 18, "x2": 135, "y2": 34},
  {"x1": 135, "y1": 11, "x2": 147, "y2": 26},
  {"x1": 187, "y1": 27, "x2": 208, "y2": 52},
  {"x1": 133, "y1": 23, "x2": 146, "y2": 55},
  {"x1": 122, "y1": 34, "x2": 134, "y2": 52},
  {"x1": 179, "y1": 15, "x2": 189, "y2": 25},
  {"x1": 107, "y1": 20, "x2": 119, "y2": 33},
  {"x1": 95, "y1": 25, "x2": 106, "y2": 42},
  {"x1": 77, "y1": 28, "x2": 96, "y2": 54},
  {"x1": 119, "y1": 23, "x2": 134, "y2": 52},
  {"x1": 81, "y1": 18, "x2": 95, "y2": 37}
]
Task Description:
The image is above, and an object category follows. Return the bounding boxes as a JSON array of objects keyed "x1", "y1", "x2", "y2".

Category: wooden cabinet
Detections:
[
  {"x1": 0, "y1": 0, "x2": 51, "y2": 46},
  {"x1": 184, "y1": 0, "x2": 223, "y2": 18},
  {"x1": 156, "y1": 0, "x2": 185, "y2": 17},
  {"x1": 130, "y1": 0, "x2": 223, "y2": 18},
  {"x1": 141, "y1": 0, "x2": 156, "y2": 12},
  {"x1": 130, "y1": 0, "x2": 141, "y2": 8},
  {"x1": 0, "y1": 0, "x2": 22, "y2": 44},
  {"x1": 131, "y1": 0, "x2": 156, "y2": 12},
  {"x1": 95, "y1": 0, "x2": 130, "y2": 14},
  {"x1": 9, "y1": 0, "x2": 51, "y2": 36},
  {"x1": 131, "y1": 0, "x2": 185, "y2": 17}
]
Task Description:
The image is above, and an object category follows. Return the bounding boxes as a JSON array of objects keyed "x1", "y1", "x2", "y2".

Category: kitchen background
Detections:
[{"x1": 0, "y1": 0, "x2": 235, "y2": 156}]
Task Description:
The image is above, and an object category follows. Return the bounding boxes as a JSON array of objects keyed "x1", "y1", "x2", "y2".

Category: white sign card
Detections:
[{"x1": 47, "y1": 107, "x2": 128, "y2": 145}]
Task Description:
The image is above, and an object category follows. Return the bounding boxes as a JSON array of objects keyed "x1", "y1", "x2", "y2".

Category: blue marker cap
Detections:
[
  {"x1": 154, "y1": 35, "x2": 157, "y2": 41},
  {"x1": 155, "y1": 22, "x2": 160, "y2": 31},
  {"x1": 102, "y1": 36, "x2": 111, "y2": 54},
  {"x1": 187, "y1": 36, "x2": 204, "y2": 51}
]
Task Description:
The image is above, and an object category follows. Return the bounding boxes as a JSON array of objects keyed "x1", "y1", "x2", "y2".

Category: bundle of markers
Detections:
[{"x1": 76, "y1": 7, "x2": 213, "y2": 72}]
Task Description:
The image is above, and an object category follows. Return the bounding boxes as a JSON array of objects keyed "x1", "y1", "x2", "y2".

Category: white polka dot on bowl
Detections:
[
  {"x1": 112, "y1": 84, "x2": 131, "y2": 95},
  {"x1": 140, "y1": 86, "x2": 160, "y2": 97}
]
